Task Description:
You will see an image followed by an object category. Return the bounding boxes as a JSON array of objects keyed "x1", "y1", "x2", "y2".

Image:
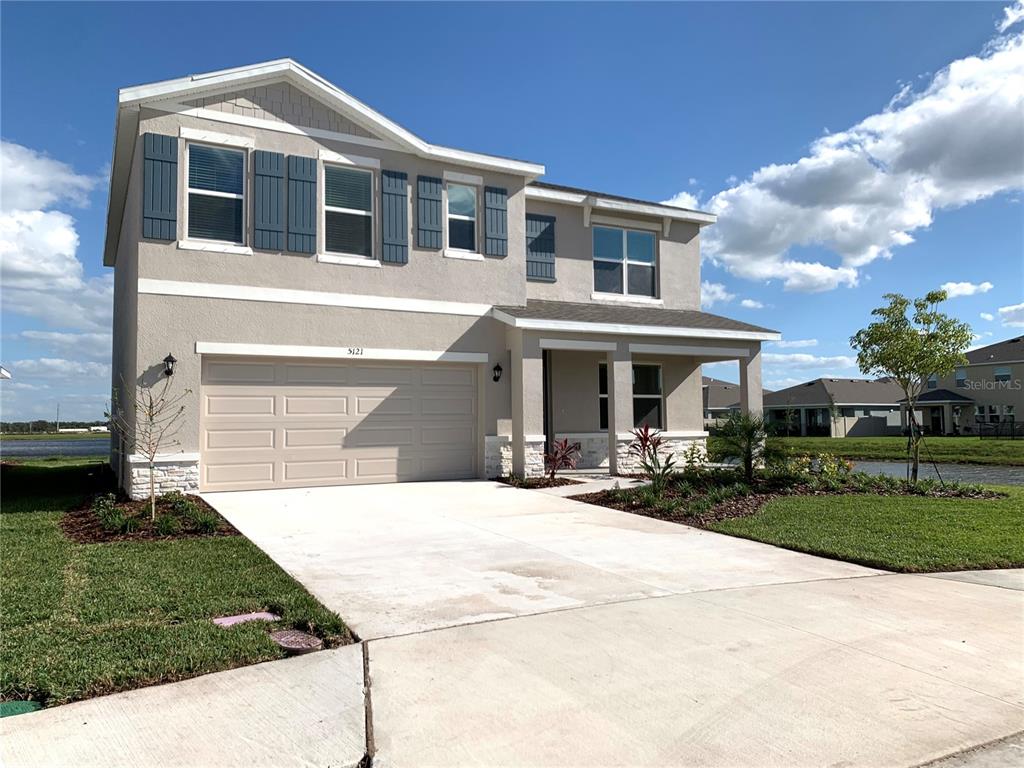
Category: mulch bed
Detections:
[
  {"x1": 61, "y1": 495, "x2": 238, "y2": 544},
  {"x1": 493, "y1": 476, "x2": 582, "y2": 489}
]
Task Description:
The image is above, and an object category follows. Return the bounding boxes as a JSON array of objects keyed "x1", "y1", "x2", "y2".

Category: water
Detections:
[
  {"x1": 0, "y1": 438, "x2": 109, "y2": 458},
  {"x1": 852, "y1": 460, "x2": 1024, "y2": 486}
]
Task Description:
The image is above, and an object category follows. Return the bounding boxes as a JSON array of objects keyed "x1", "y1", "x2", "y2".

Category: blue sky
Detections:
[{"x1": 1, "y1": 1, "x2": 1022, "y2": 419}]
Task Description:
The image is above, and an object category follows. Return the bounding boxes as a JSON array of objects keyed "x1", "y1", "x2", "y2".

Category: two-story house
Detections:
[{"x1": 105, "y1": 60, "x2": 779, "y2": 497}]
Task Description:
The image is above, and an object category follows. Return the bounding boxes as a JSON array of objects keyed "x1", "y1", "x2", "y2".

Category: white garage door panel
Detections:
[{"x1": 200, "y1": 358, "x2": 478, "y2": 491}]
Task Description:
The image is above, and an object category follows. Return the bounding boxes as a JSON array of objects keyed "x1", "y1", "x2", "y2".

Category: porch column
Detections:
[
  {"x1": 739, "y1": 345, "x2": 763, "y2": 416},
  {"x1": 799, "y1": 407, "x2": 807, "y2": 436},
  {"x1": 606, "y1": 341, "x2": 633, "y2": 475},
  {"x1": 942, "y1": 403, "x2": 954, "y2": 435},
  {"x1": 510, "y1": 330, "x2": 544, "y2": 478}
]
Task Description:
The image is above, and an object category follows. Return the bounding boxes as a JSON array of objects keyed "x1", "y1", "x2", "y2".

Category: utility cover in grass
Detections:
[
  {"x1": 1, "y1": 701, "x2": 42, "y2": 718},
  {"x1": 270, "y1": 629, "x2": 323, "y2": 655}
]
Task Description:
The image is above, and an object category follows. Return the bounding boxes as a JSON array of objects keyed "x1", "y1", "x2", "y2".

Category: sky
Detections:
[{"x1": 1, "y1": 1, "x2": 1022, "y2": 420}]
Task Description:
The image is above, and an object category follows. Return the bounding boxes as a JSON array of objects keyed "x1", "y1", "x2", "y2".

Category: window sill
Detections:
[
  {"x1": 591, "y1": 292, "x2": 663, "y2": 306},
  {"x1": 178, "y1": 240, "x2": 253, "y2": 256},
  {"x1": 317, "y1": 253, "x2": 382, "y2": 268},
  {"x1": 444, "y1": 249, "x2": 485, "y2": 262}
]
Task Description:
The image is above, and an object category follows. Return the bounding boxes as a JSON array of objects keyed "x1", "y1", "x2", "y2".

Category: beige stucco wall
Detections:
[
  {"x1": 934, "y1": 363, "x2": 1023, "y2": 426},
  {"x1": 129, "y1": 108, "x2": 527, "y2": 308},
  {"x1": 524, "y1": 199, "x2": 702, "y2": 311}
]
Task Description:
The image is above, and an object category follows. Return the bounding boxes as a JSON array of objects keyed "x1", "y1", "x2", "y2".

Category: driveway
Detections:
[{"x1": 204, "y1": 482, "x2": 1024, "y2": 767}]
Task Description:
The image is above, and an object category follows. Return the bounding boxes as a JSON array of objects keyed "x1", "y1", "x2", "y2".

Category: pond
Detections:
[
  {"x1": 852, "y1": 460, "x2": 1024, "y2": 486},
  {"x1": 0, "y1": 438, "x2": 109, "y2": 458}
]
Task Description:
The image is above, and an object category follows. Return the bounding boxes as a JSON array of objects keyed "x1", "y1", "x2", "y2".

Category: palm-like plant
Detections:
[{"x1": 715, "y1": 412, "x2": 783, "y2": 483}]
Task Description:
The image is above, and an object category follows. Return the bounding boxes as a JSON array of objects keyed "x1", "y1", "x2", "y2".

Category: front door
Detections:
[{"x1": 929, "y1": 407, "x2": 943, "y2": 434}]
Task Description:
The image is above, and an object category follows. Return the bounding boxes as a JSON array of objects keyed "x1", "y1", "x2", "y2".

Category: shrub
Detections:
[
  {"x1": 544, "y1": 438, "x2": 582, "y2": 482},
  {"x1": 162, "y1": 490, "x2": 200, "y2": 517},
  {"x1": 628, "y1": 424, "x2": 677, "y2": 498},
  {"x1": 187, "y1": 508, "x2": 220, "y2": 534},
  {"x1": 154, "y1": 514, "x2": 181, "y2": 536},
  {"x1": 92, "y1": 494, "x2": 125, "y2": 532},
  {"x1": 681, "y1": 442, "x2": 706, "y2": 471},
  {"x1": 715, "y1": 412, "x2": 784, "y2": 483}
]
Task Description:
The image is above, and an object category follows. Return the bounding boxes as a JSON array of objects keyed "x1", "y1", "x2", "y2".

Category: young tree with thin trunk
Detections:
[
  {"x1": 108, "y1": 376, "x2": 192, "y2": 521},
  {"x1": 850, "y1": 290, "x2": 971, "y2": 483}
]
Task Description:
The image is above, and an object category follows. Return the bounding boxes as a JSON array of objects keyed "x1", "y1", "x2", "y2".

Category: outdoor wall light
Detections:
[
  {"x1": 492, "y1": 363, "x2": 503, "y2": 383},
  {"x1": 163, "y1": 354, "x2": 177, "y2": 377}
]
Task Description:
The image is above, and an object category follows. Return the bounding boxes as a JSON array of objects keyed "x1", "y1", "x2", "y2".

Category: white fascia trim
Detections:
[
  {"x1": 123, "y1": 59, "x2": 544, "y2": 177},
  {"x1": 128, "y1": 452, "x2": 200, "y2": 465},
  {"x1": 591, "y1": 292, "x2": 664, "y2": 306},
  {"x1": 590, "y1": 214, "x2": 661, "y2": 233},
  {"x1": 443, "y1": 249, "x2": 485, "y2": 261},
  {"x1": 195, "y1": 341, "x2": 488, "y2": 364},
  {"x1": 525, "y1": 186, "x2": 588, "y2": 205},
  {"x1": 539, "y1": 338, "x2": 617, "y2": 352},
  {"x1": 443, "y1": 169, "x2": 484, "y2": 186},
  {"x1": 179, "y1": 126, "x2": 254, "y2": 149},
  {"x1": 316, "y1": 253, "x2": 382, "y2": 268},
  {"x1": 139, "y1": 278, "x2": 493, "y2": 318},
  {"x1": 178, "y1": 240, "x2": 254, "y2": 256},
  {"x1": 525, "y1": 186, "x2": 717, "y2": 226},
  {"x1": 630, "y1": 343, "x2": 751, "y2": 358},
  {"x1": 492, "y1": 309, "x2": 781, "y2": 341},
  {"x1": 318, "y1": 148, "x2": 380, "y2": 169}
]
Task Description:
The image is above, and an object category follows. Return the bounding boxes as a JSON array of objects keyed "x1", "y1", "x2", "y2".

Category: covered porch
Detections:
[{"x1": 491, "y1": 300, "x2": 780, "y2": 477}]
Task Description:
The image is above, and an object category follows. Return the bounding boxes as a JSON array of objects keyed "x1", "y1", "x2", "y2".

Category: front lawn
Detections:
[
  {"x1": 757, "y1": 436, "x2": 1024, "y2": 466},
  {"x1": 1, "y1": 460, "x2": 353, "y2": 708},
  {"x1": 710, "y1": 488, "x2": 1024, "y2": 572}
]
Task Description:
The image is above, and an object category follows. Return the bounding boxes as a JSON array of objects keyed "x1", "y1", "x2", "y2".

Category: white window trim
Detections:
[
  {"x1": 321, "y1": 162, "x2": 375, "y2": 262},
  {"x1": 591, "y1": 292, "x2": 664, "y2": 306},
  {"x1": 184, "y1": 140, "x2": 248, "y2": 247},
  {"x1": 592, "y1": 225, "x2": 658, "y2": 299},
  {"x1": 443, "y1": 169, "x2": 484, "y2": 186},
  {"x1": 597, "y1": 361, "x2": 665, "y2": 431},
  {"x1": 179, "y1": 126, "x2": 254, "y2": 149},
  {"x1": 445, "y1": 181, "x2": 481, "y2": 256},
  {"x1": 318, "y1": 148, "x2": 381, "y2": 169}
]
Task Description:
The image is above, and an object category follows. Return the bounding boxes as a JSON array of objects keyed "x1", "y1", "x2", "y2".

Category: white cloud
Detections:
[
  {"x1": 663, "y1": 190, "x2": 701, "y2": 210},
  {"x1": 19, "y1": 331, "x2": 111, "y2": 361},
  {"x1": 725, "y1": 175, "x2": 738, "y2": 185},
  {"x1": 980, "y1": 312, "x2": 995, "y2": 321},
  {"x1": 0, "y1": 140, "x2": 99, "y2": 212},
  {"x1": 762, "y1": 353, "x2": 859, "y2": 369},
  {"x1": 688, "y1": 177, "x2": 698, "y2": 186},
  {"x1": 698, "y1": 29, "x2": 1024, "y2": 292},
  {"x1": 701, "y1": 281, "x2": 735, "y2": 308},
  {"x1": 999, "y1": 0, "x2": 1024, "y2": 32},
  {"x1": 765, "y1": 377, "x2": 808, "y2": 390},
  {"x1": 740, "y1": 298, "x2": 764, "y2": 309},
  {"x1": 769, "y1": 338, "x2": 819, "y2": 349},
  {"x1": 940, "y1": 280, "x2": 994, "y2": 297},
  {"x1": 998, "y1": 302, "x2": 1024, "y2": 327},
  {"x1": 10, "y1": 358, "x2": 110, "y2": 379}
]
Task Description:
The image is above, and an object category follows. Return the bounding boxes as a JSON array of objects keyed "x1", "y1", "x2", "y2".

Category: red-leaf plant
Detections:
[
  {"x1": 545, "y1": 438, "x2": 582, "y2": 482},
  {"x1": 628, "y1": 424, "x2": 676, "y2": 496}
]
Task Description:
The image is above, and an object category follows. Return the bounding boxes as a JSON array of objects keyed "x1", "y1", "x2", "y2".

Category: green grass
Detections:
[
  {"x1": 709, "y1": 486, "x2": 1024, "y2": 572},
  {"x1": 1, "y1": 460, "x2": 352, "y2": 707},
  {"x1": 0, "y1": 432, "x2": 108, "y2": 441},
  {"x1": 727, "y1": 436, "x2": 1023, "y2": 466}
]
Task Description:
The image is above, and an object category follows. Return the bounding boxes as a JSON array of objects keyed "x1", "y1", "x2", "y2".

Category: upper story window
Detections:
[
  {"x1": 593, "y1": 226, "x2": 656, "y2": 297},
  {"x1": 187, "y1": 144, "x2": 245, "y2": 244},
  {"x1": 447, "y1": 183, "x2": 478, "y2": 252},
  {"x1": 955, "y1": 368, "x2": 967, "y2": 388},
  {"x1": 994, "y1": 366, "x2": 1011, "y2": 383},
  {"x1": 927, "y1": 373, "x2": 938, "y2": 389},
  {"x1": 324, "y1": 165, "x2": 373, "y2": 258}
]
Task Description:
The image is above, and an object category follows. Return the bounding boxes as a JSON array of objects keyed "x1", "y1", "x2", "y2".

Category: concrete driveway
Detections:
[
  {"x1": 204, "y1": 481, "x2": 875, "y2": 639},
  {"x1": 204, "y1": 482, "x2": 1024, "y2": 767}
]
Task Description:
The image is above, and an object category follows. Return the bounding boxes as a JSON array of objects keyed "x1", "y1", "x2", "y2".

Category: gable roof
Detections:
[
  {"x1": 764, "y1": 377, "x2": 905, "y2": 408},
  {"x1": 965, "y1": 336, "x2": 1024, "y2": 366},
  {"x1": 104, "y1": 59, "x2": 545, "y2": 265},
  {"x1": 912, "y1": 388, "x2": 974, "y2": 404}
]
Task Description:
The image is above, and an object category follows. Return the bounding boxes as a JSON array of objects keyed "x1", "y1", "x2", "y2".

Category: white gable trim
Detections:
[{"x1": 525, "y1": 185, "x2": 717, "y2": 227}]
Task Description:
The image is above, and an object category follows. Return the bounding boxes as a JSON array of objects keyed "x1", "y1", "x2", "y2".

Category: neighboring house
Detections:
[
  {"x1": 702, "y1": 376, "x2": 772, "y2": 423},
  {"x1": 765, "y1": 378, "x2": 904, "y2": 437},
  {"x1": 104, "y1": 59, "x2": 779, "y2": 498},
  {"x1": 913, "y1": 336, "x2": 1023, "y2": 436}
]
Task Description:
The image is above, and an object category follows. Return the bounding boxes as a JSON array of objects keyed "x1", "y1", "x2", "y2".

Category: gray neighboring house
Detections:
[
  {"x1": 765, "y1": 378, "x2": 905, "y2": 437},
  {"x1": 702, "y1": 376, "x2": 772, "y2": 424},
  {"x1": 104, "y1": 59, "x2": 779, "y2": 498}
]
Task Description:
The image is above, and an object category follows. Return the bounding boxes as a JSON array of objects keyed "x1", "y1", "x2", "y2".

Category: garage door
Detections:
[{"x1": 200, "y1": 357, "x2": 478, "y2": 492}]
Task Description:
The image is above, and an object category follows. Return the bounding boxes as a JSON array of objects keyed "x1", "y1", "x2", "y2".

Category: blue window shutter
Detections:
[
  {"x1": 381, "y1": 170, "x2": 408, "y2": 264},
  {"x1": 526, "y1": 213, "x2": 556, "y2": 282},
  {"x1": 253, "y1": 151, "x2": 285, "y2": 251},
  {"x1": 142, "y1": 133, "x2": 177, "y2": 241},
  {"x1": 484, "y1": 187, "x2": 508, "y2": 257},
  {"x1": 416, "y1": 176, "x2": 442, "y2": 249},
  {"x1": 287, "y1": 155, "x2": 317, "y2": 253}
]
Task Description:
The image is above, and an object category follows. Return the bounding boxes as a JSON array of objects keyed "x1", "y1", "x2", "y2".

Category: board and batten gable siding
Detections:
[
  {"x1": 132, "y1": 108, "x2": 528, "y2": 308},
  {"x1": 523, "y1": 198, "x2": 702, "y2": 311}
]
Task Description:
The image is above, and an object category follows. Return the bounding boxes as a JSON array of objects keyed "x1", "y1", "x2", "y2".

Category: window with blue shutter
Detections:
[
  {"x1": 287, "y1": 156, "x2": 317, "y2": 253},
  {"x1": 252, "y1": 150, "x2": 285, "y2": 251},
  {"x1": 187, "y1": 144, "x2": 245, "y2": 243},
  {"x1": 484, "y1": 187, "x2": 508, "y2": 257},
  {"x1": 416, "y1": 176, "x2": 442, "y2": 249},
  {"x1": 381, "y1": 170, "x2": 408, "y2": 264},
  {"x1": 526, "y1": 213, "x2": 556, "y2": 282},
  {"x1": 142, "y1": 133, "x2": 178, "y2": 241}
]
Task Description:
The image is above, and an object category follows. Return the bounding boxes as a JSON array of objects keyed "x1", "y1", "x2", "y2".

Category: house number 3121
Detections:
[{"x1": 347, "y1": 348, "x2": 364, "y2": 356}]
